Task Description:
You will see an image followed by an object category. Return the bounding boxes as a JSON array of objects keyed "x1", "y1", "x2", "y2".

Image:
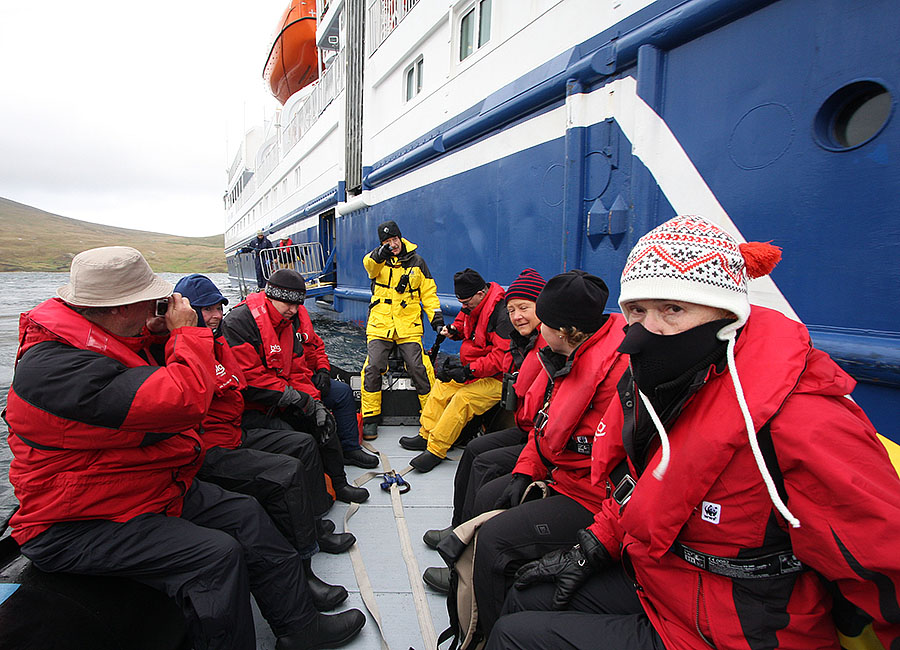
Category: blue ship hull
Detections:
[{"x1": 230, "y1": 0, "x2": 900, "y2": 442}]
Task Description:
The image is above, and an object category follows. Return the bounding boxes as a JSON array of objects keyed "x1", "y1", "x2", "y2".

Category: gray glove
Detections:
[
  {"x1": 313, "y1": 400, "x2": 336, "y2": 444},
  {"x1": 278, "y1": 386, "x2": 315, "y2": 418},
  {"x1": 513, "y1": 529, "x2": 610, "y2": 609}
]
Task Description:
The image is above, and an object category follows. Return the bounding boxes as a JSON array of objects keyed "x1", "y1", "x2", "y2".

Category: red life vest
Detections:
[
  {"x1": 514, "y1": 314, "x2": 628, "y2": 513},
  {"x1": 5, "y1": 298, "x2": 213, "y2": 544}
]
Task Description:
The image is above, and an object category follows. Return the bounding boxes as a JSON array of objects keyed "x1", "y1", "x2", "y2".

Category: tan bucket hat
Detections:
[{"x1": 57, "y1": 246, "x2": 173, "y2": 307}]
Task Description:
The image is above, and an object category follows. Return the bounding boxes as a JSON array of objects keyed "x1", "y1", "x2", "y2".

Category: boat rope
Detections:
[{"x1": 342, "y1": 441, "x2": 446, "y2": 650}]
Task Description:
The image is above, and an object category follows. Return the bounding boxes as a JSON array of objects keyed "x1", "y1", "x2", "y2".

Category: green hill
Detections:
[{"x1": 0, "y1": 197, "x2": 227, "y2": 273}]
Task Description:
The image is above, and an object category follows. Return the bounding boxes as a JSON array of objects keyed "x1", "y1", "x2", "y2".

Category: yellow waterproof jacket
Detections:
[{"x1": 363, "y1": 238, "x2": 442, "y2": 340}]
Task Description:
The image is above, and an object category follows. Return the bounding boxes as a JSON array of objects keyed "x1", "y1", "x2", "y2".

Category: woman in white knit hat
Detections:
[{"x1": 486, "y1": 215, "x2": 900, "y2": 650}]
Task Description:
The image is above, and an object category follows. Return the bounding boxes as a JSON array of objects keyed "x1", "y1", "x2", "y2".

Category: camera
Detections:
[
  {"x1": 499, "y1": 372, "x2": 518, "y2": 411},
  {"x1": 154, "y1": 298, "x2": 169, "y2": 317}
]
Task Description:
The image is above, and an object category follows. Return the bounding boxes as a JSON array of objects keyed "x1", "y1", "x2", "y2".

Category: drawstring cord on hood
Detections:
[
  {"x1": 722, "y1": 332, "x2": 800, "y2": 528},
  {"x1": 637, "y1": 388, "x2": 670, "y2": 480}
]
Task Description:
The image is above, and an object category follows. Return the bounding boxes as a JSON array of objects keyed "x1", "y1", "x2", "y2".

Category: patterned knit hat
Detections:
[
  {"x1": 266, "y1": 269, "x2": 306, "y2": 304},
  {"x1": 505, "y1": 268, "x2": 546, "y2": 304},
  {"x1": 619, "y1": 215, "x2": 781, "y2": 338}
]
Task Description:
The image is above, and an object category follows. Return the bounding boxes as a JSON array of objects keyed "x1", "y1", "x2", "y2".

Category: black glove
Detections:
[
  {"x1": 445, "y1": 324, "x2": 462, "y2": 340},
  {"x1": 513, "y1": 529, "x2": 610, "y2": 609},
  {"x1": 278, "y1": 386, "x2": 315, "y2": 418},
  {"x1": 313, "y1": 401, "x2": 336, "y2": 444},
  {"x1": 370, "y1": 243, "x2": 391, "y2": 263},
  {"x1": 446, "y1": 363, "x2": 471, "y2": 383},
  {"x1": 493, "y1": 473, "x2": 532, "y2": 509},
  {"x1": 312, "y1": 368, "x2": 331, "y2": 397},
  {"x1": 436, "y1": 356, "x2": 469, "y2": 383},
  {"x1": 430, "y1": 313, "x2": 445, "y2": 332}
]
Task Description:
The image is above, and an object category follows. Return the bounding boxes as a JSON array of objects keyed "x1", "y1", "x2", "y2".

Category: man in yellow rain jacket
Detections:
[{"x1": 361, "y1": 221, "x2": 443, "y2": 440}]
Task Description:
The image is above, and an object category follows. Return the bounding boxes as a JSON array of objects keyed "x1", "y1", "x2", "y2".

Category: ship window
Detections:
[
  {"x1": 459, "y1": 0, "x2": 491, "y2": 61},
  {"x1": 815, "y1": 80, "x2": 892, "y2": 151},
  {"x1": 405, "y1": 56, "x2": 424, "y2": 101}
]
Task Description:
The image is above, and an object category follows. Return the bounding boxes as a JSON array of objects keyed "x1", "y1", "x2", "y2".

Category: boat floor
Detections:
[{"x1": 254, "y1": 423, "x2": 453, "y2": 650}]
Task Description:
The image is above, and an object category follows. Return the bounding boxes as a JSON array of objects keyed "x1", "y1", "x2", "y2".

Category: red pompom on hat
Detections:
[{"x1": 739, "y1": 241, "x2": 781, "y2": 279}]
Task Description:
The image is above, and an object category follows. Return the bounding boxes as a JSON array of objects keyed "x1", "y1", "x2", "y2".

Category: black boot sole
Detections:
[{"x1": 307, "y1": 612, "x2": 366, "y2": 650}]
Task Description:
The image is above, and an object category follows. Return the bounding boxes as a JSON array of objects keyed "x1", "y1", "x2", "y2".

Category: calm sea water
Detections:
[{"x1": 0, "y1": 272, "x2": 367, "y2": 528}]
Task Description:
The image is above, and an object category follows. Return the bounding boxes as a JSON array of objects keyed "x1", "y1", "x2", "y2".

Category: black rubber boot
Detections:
[
  {"x1": 399, "y1": 435, "x2": 427, "y2": 451},
  {"x1": 410, "y1": 450, "x2": 443, "y2": 472},
  {"x1": 333, "y1": 482, "x2": 370, "y2": 504},
  {"x1": 423, "y1": 566, "x2": 451, "y2": 593},
  {"x1": 303, "y1": 558, "x2": 348, "y2": 611},
  {"x1": 343, "y1": 447, "x2": 379, "y2": 469},
  {"x1": 315, "y1": 519, "x2": 356, "y2": 554},
  {"x1": 362, "y1": 416, "x2": 379, "y2": 441},
  {"x1": 423, "y1": 525, "x2": 453, "y2": 550},
  {"x1": 275, "y1": 609, "x2": 366, "y2": 649}
]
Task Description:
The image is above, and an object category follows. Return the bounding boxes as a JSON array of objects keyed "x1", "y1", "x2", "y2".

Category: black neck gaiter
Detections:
[{"x1": 618, "y1": 318, "x2": 734, "y2": 397}]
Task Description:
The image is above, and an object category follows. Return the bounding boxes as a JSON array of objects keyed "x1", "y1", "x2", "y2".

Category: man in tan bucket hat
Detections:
[{"x1": 5, "y1": 246, "x2": 365, "y2": 650}]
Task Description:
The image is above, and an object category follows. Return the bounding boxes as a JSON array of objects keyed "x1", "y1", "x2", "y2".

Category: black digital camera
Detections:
[
  {"x1": 154, "y1": 298, "x2": 169, "y2": 317},
  {"x1": 499, "y1": 371, "x2": 518, "y2": 411}
]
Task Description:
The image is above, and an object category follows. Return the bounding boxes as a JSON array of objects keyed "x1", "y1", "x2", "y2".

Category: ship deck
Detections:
[{"x1": 255, "y1": 423, "x2": 454, "y2": 650}]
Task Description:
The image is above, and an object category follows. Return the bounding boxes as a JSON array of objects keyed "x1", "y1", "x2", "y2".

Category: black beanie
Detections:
[
  {"x1": 454, "y1": 268, "x2": 487, "y2": 300},
  {"x1": 377, "y1": 220, "x2": 402, "y2": 242},
  {"x1": 535, "y1": 270, "x2": 609, "y2": 333},
  {"x1": 266, "y1": 269, "x2": 306, "y2": 304}
]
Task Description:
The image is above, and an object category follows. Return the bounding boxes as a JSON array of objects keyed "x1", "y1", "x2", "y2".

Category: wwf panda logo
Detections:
[{"x1": 701, "y1": 501, "x2": 721, "y2": 524}]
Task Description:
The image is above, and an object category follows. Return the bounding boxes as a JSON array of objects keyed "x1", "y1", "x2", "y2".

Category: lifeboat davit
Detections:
[{"x1": 263, "y1": 0, "x2": 319, "y2": 105}]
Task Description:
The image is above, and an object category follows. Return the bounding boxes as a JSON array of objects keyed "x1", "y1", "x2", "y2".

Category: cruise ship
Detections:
[{"x1": 223, "y1": 0, "x2": 900, "y2": 441}]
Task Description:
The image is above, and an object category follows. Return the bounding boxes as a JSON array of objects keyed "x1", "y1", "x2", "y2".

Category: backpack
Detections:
[
  {"x1": 436, "y1": 482, "x2": 551, "y2": 650},
  {"x1": 435, "y1": 509, "x2": 502, "y2": 650}
]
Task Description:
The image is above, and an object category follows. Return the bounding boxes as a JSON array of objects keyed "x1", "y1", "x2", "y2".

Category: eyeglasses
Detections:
[{"x1": 459, "y1": 291, "x2": 483, "y2": 307}]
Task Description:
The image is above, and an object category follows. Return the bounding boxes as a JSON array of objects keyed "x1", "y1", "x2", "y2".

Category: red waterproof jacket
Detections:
[
  {"x1": 513, "y1": 314, "x2": 628, "y2": 512},
  {"x1": 449, "y1": 282, "x2": 512, "y2": 381},
  {"x1": 513, "y1": 332, "x2": 547, "y2": 431},
  {"x1": 589, "y1": 306, "x2": 900, "y2": 649},
  {"x1": 4, "y1": 298, "x2": 215, "y2": 545},
  {"x1": 220, "y1": 291, "x2": 330, "y2": 409},
  {"x1": 200, "y1": 334, "x2": 247, "y2": 450}
]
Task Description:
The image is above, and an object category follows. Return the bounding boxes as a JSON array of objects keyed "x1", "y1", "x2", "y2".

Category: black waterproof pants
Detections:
[
  {"x1": 472, "y1": 491, "x2": 594, "y2": 638},
  {"x1": 486, "y1": 564, "x2": 665, "y2": 650},
  {"x1": 241, "y1": 411, "x2": 349, "y2": 490},
  {"x1": 199, "y1": 444, "x2": 320, "y2": 558},
  {"x1": 240, "y1": 425, "x2": 333, "y2": 517},
  {"x1": 21, "y1": 480, "x2": 316, "y2": 650},
  {"x1": 454, "y1": 427, "x2": 526, "y2": 526}
]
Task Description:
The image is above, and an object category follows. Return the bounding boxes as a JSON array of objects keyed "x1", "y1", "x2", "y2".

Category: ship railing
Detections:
[
  {"x1": 281, "y1": 50, "x2": 346, "y2": 153},
  {"x1": 259, "y1": 242, "x2": 329, "y2": 282},
  {"x1": 367, "y1": 0, "x2": 420, "y2": 55}
]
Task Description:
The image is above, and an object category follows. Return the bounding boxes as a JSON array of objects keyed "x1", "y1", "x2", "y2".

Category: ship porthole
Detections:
[{"x1": 815, "y1": 80, "x2": 893, "y2": 151}]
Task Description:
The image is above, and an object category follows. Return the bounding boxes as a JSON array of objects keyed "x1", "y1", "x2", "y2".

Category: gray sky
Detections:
[{"x1": 0, "y1": 1, "x2": 289, "y2": 237}]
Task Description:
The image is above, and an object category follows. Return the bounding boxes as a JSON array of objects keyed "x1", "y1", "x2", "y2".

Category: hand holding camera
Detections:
[{"x1": 371, "y1": 243, "x2": 392, "y2": 263}]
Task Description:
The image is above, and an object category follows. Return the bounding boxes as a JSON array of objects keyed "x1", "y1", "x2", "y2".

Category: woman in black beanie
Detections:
[{"x1": 468, "y1": 269, "x2": 631, "y2": 638}]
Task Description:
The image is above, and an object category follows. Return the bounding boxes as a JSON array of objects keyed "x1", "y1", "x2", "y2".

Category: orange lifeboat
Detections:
[{"x1": 263, "y1": 0, "x2": 319, "y2": 105}]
